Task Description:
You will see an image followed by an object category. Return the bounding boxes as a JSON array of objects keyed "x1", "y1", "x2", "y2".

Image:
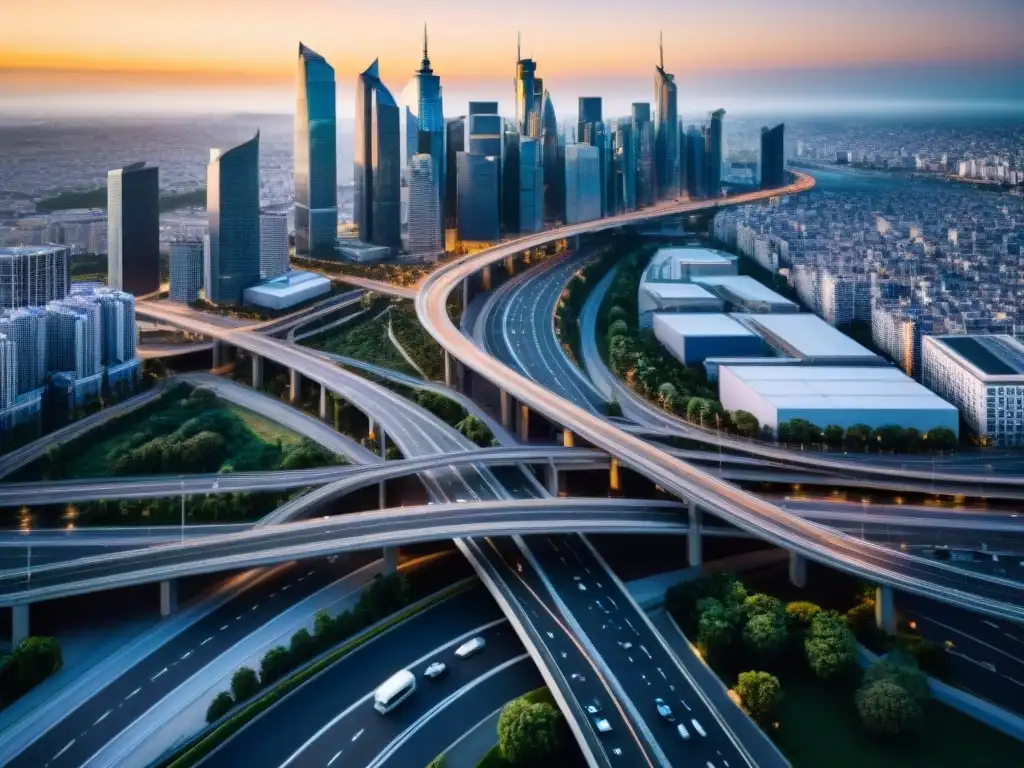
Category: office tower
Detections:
[
  {"x1": 501, "y1": 130, "x2": 520, "y2": 234},
  {"x1": 0, "y1": 307, "x2": 46, "y2": 395},
  {"x1": 632, "y1": 104, "x2": 654, "y2": 207},
  {"x1": 46, "y1": 298, "x2": 101, "y2": 379},
  {"x1": 613, "y1": 119, "x2": 636, "y2": 213},
  {"x1": 206, "y1": 133, "x2": 261, "y2": 305},
  {"x1": 354, "y1": 59, "x2": 401, "y2": 254},
  {"x1": 82, "y1": 288, "x2": 137, "y2": 365},
  {"x1": 760, "y1": 123, "x2": 786, "y2": 189},
  {"x1": 107, "y1": 161, "x2": 159, "y2": 296},
  {"x1": 518, "y1": 138, "x2": 543, "y2": 233},
  {"x1": 400, "y1": 26, "x2": 445, "y2": 240},
  {"x1": 541, "y1": 91, "x2": 562, "y2": 223},
  {"x1": 564, "y1": 144, "x2": 601, "y2": 225},
  {"x1": 169, "y1": 239, "x2": 204, "y2": 303},
  {"x1": 0, "y1": 333, "x2": 13, "y2": 411},
  {"x1": 706, "y1": 109, "x2": 725, "y2": 197},
  {"x1": 294, "y1": 44, "x2": 338, "y2": 259},
  {"x1": 444, "y1": 117, "x2": 465, "y2": 232},
  {"x1": 685, "y1": 126, "x2": 707, "y2": 199},
  {"x1": 654, "y1": 34, "x2": 679, "y2": 200},
  {"x1": 467, "y1": 102, "x2": 502, "y2": 157},
  {"x1": 456, "y1": 153, "x2": 499, "y2": 244},
  {"x1": 408, "y1": 152, "x2": 443, "y2": 259},
  {"x1": 0, "y1": 246, "x2": 71, "y2": 310},
  {"x1": 577, "y1": 97, "x2": 608, "y2": 216},
  {"x1": 514, "y1": 33, "x2": 538, "y2": 137},
  {"x1": 259, "y1": 213, "x2": 289, "y2": 278}
]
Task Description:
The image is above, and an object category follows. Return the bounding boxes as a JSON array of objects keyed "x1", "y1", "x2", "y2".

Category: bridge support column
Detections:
[
  {"x1": 160, "y1": 579, "x2": 178, "y2": 617},
  {"x1": 289, "y1": 368, "x2": 300, "y2": 404},
  {"x1": 500, "y1": 390, "x2": 512, "y2": 429},
  {"x1": 383, "y1": 546, "x2": 398, "y2": 575},
  {"x1": 788, "y1": 552, "x2": 807, "y2": 588},
  {"x1": 211, "y1": 340, "x2": 223, "y2": 370},
  {"x1": 378, "y1": 429, "x2": 388, "y2": 509},
  {"x1": 544, "y1": 463, "x2": 560, "y2": 496},
  {"x1": 481, "y1": 265, "x2": 492, "y2": 291},
  {"x1": 518, "y1": 404, "x2": 530, "y2": 442},
  {"x1": 562, "y1": 429, "x2": 575, "y2": 449},
  {"x1": 875, "y1": 585, "x2": 896, "y2": 634},
  {"x1": 609, "y1": 457, "x2": 621, "y2": 494},
  {"x1": 251, "y1": 354, "x2": 263, "y2": 390},
  {"x1": 687, "y1": 502, "x2": 702, "y2": 567},
  {"x1": 505, "y1": 256, "x2": 515, "y2": 277},
  {"x1": 11, "y1": 604, "x2": 29, "y2": 647},
  {"x1": 444, "y1": 351, "x2": 458, "y2": 391},
  {"x1": 462, "y1": 279, "x2": 470, "y2": 314},
  {"x1": 368, "y1": 418, "x2": 376, "y2": 442},
  {"x1": 319, "y1": 384, "x2": 328, "y2": 421}
]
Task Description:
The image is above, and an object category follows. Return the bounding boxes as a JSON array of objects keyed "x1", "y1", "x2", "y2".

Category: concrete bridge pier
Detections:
[
  {"x1": 561, "y1": 429, "x2": 575, "y2": 449},
  {"x1": 319, "y1": 384, "x2": 328, "y2": 421},
  {"x1": 789, "y1": 552, "x2": 807, "y2": 588},
  {"x1": 609, "y1": 457, "x2": 621, "y2": 495},
  {"x1": 500, "y1": 390, "x2": 513, "y2": 429},
  {"x1": 252, "y1": 354, "x2": 263, "y2": 390},
  {"x1": 687, "y1": 501, "x2": 702, "y2": 567},
  {"x1": 378, "y1": 429, "x2": 388, "y2": 509},
  {"x1": 383, "y1": 547, "x2": 398, "y2": 575},
  {"x1": 544, "y1": 462, "x2": 560, "y2": 496},
  {"x1": 504, "y1": 256, "x2": 516, "y2": 277},
  {"x1": 289, "y1": 368, "x2": 300, "y2": 404},
  {"x1": 11, "y1": 604, "x2": 29, "y2": 647},
  {"x1": 212, "y1": 340, "x2": 223, "y2": 370},
  {"x1": 160, "y1": 579, "x2": 178, "y2": 617},
  {"x1": 518, "y1": 404, "x2": 530, "y2": 442},
  {"x1": 875, "y1": 585, "x2": 896, "y2": 633}
]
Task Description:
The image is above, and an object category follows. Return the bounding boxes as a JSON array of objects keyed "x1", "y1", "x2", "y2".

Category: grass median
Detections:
[{"x1": 160, "y1": 580, "x2": 472, "y2": 768}]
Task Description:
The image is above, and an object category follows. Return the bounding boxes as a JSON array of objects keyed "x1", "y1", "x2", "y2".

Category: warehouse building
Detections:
[
  {"x1": 738, "y1": 313, "x2": 884, "y2": 364},
  {"x1": 718, "y1": 364, "x2": 959, "y2": 434},
  {"x1": 922, "y1": 334, "x2": 1024, "y2": 446},
  {"x1": 652, "y1": 313, "x2": 764, "y2": 365},
  {"x1": 638, "y1": 283, "x2": 721, "y2": 328},
  {"x1": 692, "y1": 275, "x2": 798, "y2": 314},
  {"x1": 642, "y1": 247, "x2": 736, "y2": 283},
  {"x1": 243, "y1": 270, "x2": 331, "y2": 310}
]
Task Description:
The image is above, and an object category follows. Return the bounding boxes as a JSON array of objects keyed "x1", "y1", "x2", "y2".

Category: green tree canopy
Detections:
[
  {"x1": 743, "y1": 612, "x2": 789, "y2": 658},
  {"x1": 12, "y1": 636, "x2": 63, "y2": 690},
  {"x1": 497, "y1": 698, "x2": 561, "y2": 765},
  {"x1": 804, "y1": 612, "x2": 855, "y2": 679},
  {"x1": 862, "y1": 652, "x2": 931, "y2": 702},
  {"x1": 289, "y1": 628, "x2": 317, "y2": 663},
  {"x1": 206, "y1": 691, "x2": 235, "y2": 724},
  {"x1": 259, "y1": 646, "x2": 293, "y2": 686},
  {"x1": 925, "y1": 427, "x2": 957, "y2": 452},
  {"x1": 785, "y1": 601, "x2": 822, "y2": 629},
  {"x1": 855, "y1": 680, "x2": 924, "y2": 736},
  {"x1": 230, "y1": 666, "x2": 260, "y2": 702},
  {"x1": 697, "y1": 598, "x2": 742, "y2": 657},
  {"x1": 732, "y1": 410, "x2": 760, "y2": 438},
  {"x1": 735, "y1": 670, "x2": 783, "y2": 725},
  {"x1": 743, "y1": 593, "x2": 783, "y2": 619}
]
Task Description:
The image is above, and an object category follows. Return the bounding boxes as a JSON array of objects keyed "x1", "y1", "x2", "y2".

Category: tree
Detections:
[
  {"x1": 259, "y1": 646, "x2": 293, "y2": 686},
  {"x1": 855, "y1": 680, "x2": 923, "y2": 736},
  {"x1": 732, "y1": 410, "x2": 760, "y2": 438},
  {"x1": 206, "y1": 691, "x2": 235, "y2": 723},
  {"x1": 289, "y1": 628, "x2": 317, "y2": 664},
  {"x1": 903, "y1": 427, "x2": 923, "y2": 453},
  {"x1": 823, "y1": 425, "x2": 845, "y2": 449},
  {"x1": 497, "y1": 698, "x2": 561, "y2": 764},
  {"x1": 862, "y1": 652, "x2": 931, "y2": 702},
  {"x1": 785, "y1": 601, "x2": 822, "y2": 630},
  {"x1": 845, "y1": 600, "x2": 876, "y2": 640},
  {"x1": 697, "y1": 598, "x2": 742, "y2": 657},
  {"x1": 607, "y1": 319, "x2": 629, "y2": 340},
  {"x1": 12, "y1": 636, "x2": 63, "y2": 690},
  {"x1": 743, "y1": 593, "x2": 783, "y2": 619},
  {"x1": 844, "y1": 424, "x2": 873, "y2": 452},
  {"x1": 735, "y1": 671, "x2": 783, "y2": 725},
  {"x1": 804, "y1": 613, "x2": 855, "y2": 679},
  {"x1": 873, "y1": 424, "x2": 906, "y2": 453},
  {"x1": 926, "y1": 427, "x2": 957, "y2": 452},
  {"x1": 657, "y1": 382, "x2": 677, "y2": 408},
  {"x1": 743, "y1": 613, "x2": 788, "y2": 658},
  {"x1": 607, "y1": 305, "x2": 629, "y2": 326},
  {"x1": 313, "y1": 609, "x2": 337, "y2": 646},
  {"x1": 230, "y1": 666, "x2": 260, "y2": 702}
]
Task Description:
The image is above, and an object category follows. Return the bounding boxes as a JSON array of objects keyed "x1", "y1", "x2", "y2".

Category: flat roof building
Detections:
[
  {"x1": 719, "y1": 364, "x2": 959, "y2": 434},
  {"x1": 739, "y1": 313, "x2": 882, "y2": 363},
  {"x1": 638, "y1": 283, "x2": 722, "y2": 328},
  {"x1": 243, "y1": 269, "x2": 331, "y2": 310},
  {"x1": 692, "y1": 275, "x2": 798, "y2": 314},
  {"x1": 336, "y1": 239, "x2": 391, "y2": 264},
  {"x1": 652, "y1": 313, "x2": 764, "y2": 365},
  {"x1": 642, "y1": 247, "x2": 736, "y2": 283},
  {"x1": 922, "y1": 334, "x2": 1024, "y2": 446}
]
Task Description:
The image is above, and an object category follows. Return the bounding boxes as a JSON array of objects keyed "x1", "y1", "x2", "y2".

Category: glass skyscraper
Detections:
[
  {"x1": 541, "y1": 91, "x2": 562, "y2": 222},
  {"x1": 760, "y1": 123, "x2": 786, "y2": 189},
  {"x1": 295, "y1": 44, "x2": 337, "y2": 260},
  {"x1": 613, "y1": 119, "x2": 636, "y2": 213},
  {"x1": 355, "y1": 59, "x2": 401, "y2": 254},
  {"x1": 514, "y1": 35, "x2": 538, "y2": 138},
  {"x1": 685, "y1": 125, "x2": 707, "y2": 199},
  {"x1": 408, "y1": 154, "x2": 442, "y2": 259},
  {"x1": 564, "y1": 144, "x2": 601, "y2": 225},
  {"x1": 706, "y1": 109, "x2": 725, "y2": 197},
  {"x1": 206, "y1": 133, "x2": 260, "y2": 305},
  {"x1": 457, "y1": 153, "x2": 499, "y2": 244},
  {"x1": 445, "y1": 117, "x2": 465, "y2": 232},
  {"x1": 654, "y1": 35, "x2": 680, "y2": 200},
  {"x1": 632, "y1": 103, "x2": 654, "y2": 207},
  {"x1": 107, "y1": 161, "x2": 159, "y2": 295}
]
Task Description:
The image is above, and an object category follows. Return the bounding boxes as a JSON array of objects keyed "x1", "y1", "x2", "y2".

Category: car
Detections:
[
  {"x1": 655, "y1": 697, "x2": 674, "y2": 722},
  {"x1": 577, "y1": 582, "x2": 587, "y2": 592},
  {"x1": 423, "y1": 662, "x2": 446, "y2": 679},
  {"x1": 676, "y1": 723, "x2": 690, "y2": 740},
  {"x1": 455, "y1": 636, "x2": 486, "y2": 658},
  {"x1": 691, "y1": 718, "x2": 706, "y2": 737},
  {"x1": 593, "y1": 716, "x2": 612, "y2": 733},
  {"x1": 585, "y1": 699, "x2": 602, "y2": 715},
  {"x1": 618, "y1": 641, "x2": 633, "y2": 651}
]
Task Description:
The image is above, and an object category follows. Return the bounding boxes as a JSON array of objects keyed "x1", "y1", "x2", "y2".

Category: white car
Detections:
[
  {"x1": 585, "y1": 699, "x2": 602, "y2": 715},
  {"x1": 655, "y1": 698, "x2": 674, "y2": 722},
  {"x1": 691, "y1": 718, "x2": 706, "y2": 737},
  {"x1": 423, "y1": 662, "x2": 446, "y2": 679},
  {"x1": 676, "y1": 723, "x2": 690, "y2": 740},
  {"x1": 577, "y1": 582, "x2": 587, "y2": 592},
  {"x1": 455, "y1": 637, "x2": 486, "y2": 658},
  {"x1": 593, "y1": 716, "x2": 612, "y2": 733}
]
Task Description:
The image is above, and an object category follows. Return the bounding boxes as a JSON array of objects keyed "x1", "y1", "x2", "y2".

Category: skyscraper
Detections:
[
  {"x1": 457, "y1": 153, "x2": 499, "y2": 244},
  {"x1": 514, "y1": 33, "x2": 538, "y2": 138},
  {"x1": 760, "y1": 123, "x2": 786, "y2": 189},
  {"x1": 706, "y1": 109, "x2": 725, "y2": 197},
  {"x1": 206, "y1": 133, "x2": 261, "y2": 305},
  {"x1": 564, "y1": 144, "x2": 601, "y2": 225},
  {"x1": 613, "y1": 119, "x2": 636, "y2": 213},
  {"x1": 467, "y1": 102, "x2": 502, "y2": 157},
  {"x1": 294, "y1": 44, "x2": 337, "y2": 260},
  {"x1": 632, "y1": 103, "x2": 654, "y2": 207},
  {"x1": 654, "y1": 34, "x2": 680, "y2": 200},
  {"x1": 0, "y1": 333, "x2": 13, "y2": 412},
  {"x1": 260, "y1": 213, "x2": 289, "y2": 278},
  {"x1": 541, "y1": 91, "x2": 562, "y2": 222},
  {"x1": 0, "y1": 307, "x2": 46, "y2": 395},
  {"x1": 107, "y1": 161, "x2": 159, "y2": 295},
  {"x1": 686, "y1": 125, "x2": 707, "y2": 199},
  {"x1": 518, "y1": 138, "x2": 543, "y2": 234},
  {"x1": 577, "y1": 97, "x2": 609, "y2": 216},
  {"x1": 0, "y1": 246, "x2": 71, "y2": 310},
  {"x1": 400, "y1": 26, "x2": 445, "y2": 249},
  {"x1": 445, "y1": 117, "x2": 465, "y2": 233},
  {"x1": 408, "y1": 152, "x2": 443, "y2": 259},
  {"x1": 354, "y1": 59, "x2": 401, "y2": 254},
  {"x1": 501, "y1": 130, "x2": 520, "y2": 235},
  {"x1": 169, "y1": 239, "x2": 204, "y2": 303}
]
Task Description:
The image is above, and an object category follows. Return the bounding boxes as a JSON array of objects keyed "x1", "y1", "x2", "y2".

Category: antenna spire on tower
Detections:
[
  {"x1": 659, "y1": 31, "x2": 664, "y2": 69},
  {"x1": 517, "y1": 31, "x2": 521, "y2": 62},
  {"x1": 423, "y1": 23, "x2": 428, "y2": 60}
]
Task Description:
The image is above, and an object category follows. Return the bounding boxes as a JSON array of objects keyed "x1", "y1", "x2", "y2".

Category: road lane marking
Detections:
[
  {"x1": 181, "y1": 650, "x2": 192, "y2": 660},
  {"x1": 125, "y1": 687, "x2": 141, "y2": 700},
  {"x1": 201, "y1": 636, "x2": 214, "y2": 646},
  {"x1": 271, "y1": 592, "x2": 278, "y2": 598},
  {"x1": 93, "y1": 710, "x2": 111, "y2": 726},
  {"x1": 220, "y1": 624, "x2": 229, "y2": 631},
  {"x1": 251, "y1": 603, "x2": 259, "y2": 610},
  {"x1": 328, "y1": 750, "x2": 343, "y2": 766},
  {"x1": 53, "y1": 739, "x2": 76, "y2": 760},
  {"x1": 235, "y1": 615, "x2": 242, "y2": 621},
  {"x1": 351, "y1": 729, "x2": 364, "y2": 742},
  {"x1": 151, "y1": 667, "x2": 168, "y2": 681}
]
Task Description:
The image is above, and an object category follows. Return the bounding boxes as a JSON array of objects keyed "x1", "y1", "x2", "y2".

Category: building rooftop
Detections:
[
  {"x1": 643, "y1": 247, "x2": 736, "y2": 283},
  {"x1": 640, "y1": 283, "x2": 718, "y2": 300},
  {"x1": 0, "y1": 245, "x2": 70, "y2": 257},
  {"x1": 928, "y1": 334, "x2": 1024, "y2": 378},
  {"x1": 740, "y1": 313, "x2": 879, "y2": 360},
  {"x1": 245, "y1": 270, "x2": 330, "y2": 297},
  {"x1": 692, "y1": 275, "x2": 797, "y2": 307},
  {"x1": 652, "y1": 312, "x2": 759, "y2": 338},
  {"x1": 721, "y1": 365, "x2": 958, "y2": 413}
]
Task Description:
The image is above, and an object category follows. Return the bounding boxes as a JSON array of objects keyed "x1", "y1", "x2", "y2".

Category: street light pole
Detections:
[{"x1": 180, "y1": 479, "x2": 185, "y2": 544}]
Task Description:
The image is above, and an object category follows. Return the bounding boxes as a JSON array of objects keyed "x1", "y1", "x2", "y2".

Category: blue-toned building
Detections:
[
  {"x1": 205, "y1": 133, "x2": 260, "y2": 305},
  {"x1": 654, "y1": 35, "x2": 679, "y2": 200},
  {"x1": 456, "y1": 152, "x2": 500, "y2": 244},
  {"x1": 613, "y1": 119, "x2": 636, "y2": 213},
  {"x1": 565, "y1": 144, "x2": 601, "y2": 225},
  {"x1": 706, "y1": 109, "x2": 725, "y2": 197},
  {"x1": 541, "y1": 90, "x2": 563, "y2": 223},
  {"x1": 107, "y1": 161, "x2": 159, "y2": 295},
  {"x1": 632, "y1": 103, "x2": 654, "y2": 208},
  {"x1": 355, "y1": 59, "x2": 401, "y2": 254},
  {"x1": 515, "y1": 36, "x2": 538, "y2": 137},
  {"x1": 760, "y1": 123, "x2": 786, "y2": 189},
  {"x1": 686, "y1": 125, "x2": 707, "y2": 199},
  {"x1": 294, "y1": 44, "x2": 337, "y2": 259}
]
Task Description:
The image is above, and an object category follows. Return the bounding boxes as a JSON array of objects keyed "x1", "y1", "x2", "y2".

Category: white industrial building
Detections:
[
  {"x1": 652, "y1": 313, "x2": 764, "y2": 365},
  {"x1": 692, "y1": 276, "x2": 798, "y2": 314},
  {"x1": 718, "y1": 364, "x2": 960, "y2": 434},
  {"x1": 637, "y1": 283, "x2": 721, "y2": 328},
  {"x1": 739, "y1": 313, "x2": 882, "y2": 363},
  {"x1": 243, "y1": 270, "x2": 331, "y2": 310},
  {"x1": 922, "y1": 334, "x2": 1024, "y2": 446},
  {"x1": 642, "y1": 247, "x2": 736, "y2": 283}
]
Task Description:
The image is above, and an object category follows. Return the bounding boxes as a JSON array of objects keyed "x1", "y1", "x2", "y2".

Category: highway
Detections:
[{"x1": 416, "y1": 171, "x2": 1024, "y2": 625}]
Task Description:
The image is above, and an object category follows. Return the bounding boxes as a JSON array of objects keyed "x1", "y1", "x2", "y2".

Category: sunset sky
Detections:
[{"x1": 2, "y1": 0, "x2": 1023, "y2": 118}]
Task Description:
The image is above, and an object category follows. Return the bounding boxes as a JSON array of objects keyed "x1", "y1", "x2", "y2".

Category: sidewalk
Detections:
[{"x1": 96, "y1": 555, "x2": 440, "y2": 768}]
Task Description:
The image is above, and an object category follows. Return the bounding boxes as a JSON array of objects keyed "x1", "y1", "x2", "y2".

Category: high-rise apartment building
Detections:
[
  {"x1": 760, "y1": 123, "x2": 786, "y2": 189},
  {"x1": 577, "y1": 97, "x2": 609, "y2": 216},
  {"x1": 46, "y1": 299, "x2": 101, "y2": 380},
  {"x1": 294, "y1": 44, "x2": 338, "y2": 259},
  {"x1": 0, "y1": 246, "x2": 72, "y2": 311},
  {"x1": 206, "y1": 133, "x2": 261, "y2": 304},
  {"x1": 354, "y1": 59, "x2": 401, "y2": 254},
  {"x1": 819, "y1": 270, "x2": 871, "y2": 325},
  {"x1": 456, "y1": 153, "x2": 500, "y2": 244},
  {"x1": 706, "y1": 109, "x2": 725, "y2": 197},
  {"x1": 564, "y1": 144, "x2": 601, "y2": 225},
  {"x1": 169, "y1": 239, "x2": 204, "y2": 303},
  {"x1": 259, "y1": 213, "x2": 289, "y2": 278},
  {"x1": 654, "y1": 35, "x2": 680, "y2": 200},
  {"x1": 408, "y1": 153, "x2": 443, "y2": 259},
  {"x1": 0, "y1": 307, "x2": 46, "y2": 395},
  {"x1": 632, "y1": 103, "x2": 654, "y2": 208},
  {"x1": 0, "y1": 333, "x2": 14, "y2": 412},
  {"x1": 107, "y1": 162, "x2": 159, "y2": 295}
]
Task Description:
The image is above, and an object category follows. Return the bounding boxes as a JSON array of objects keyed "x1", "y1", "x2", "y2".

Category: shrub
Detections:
[
  {"x1": 862, "y1": 652, "x2": 931, "y2": 702},
  {"x1": 785, "y1": 601, "x2": 822, "y2": 629},
  {"x1": 743, "y1": 593, "x2": 783, "y2": 619},
  {"x1": 845, "y1": 599, "x2": 877, "y2": 639},
  {"x1": 497, "y1": 698, "x2": 561, "y2": 764},
  {"x1": 804, "y1": 612, "x2": 855, "y2": 679},
  {"x1": 230, "y1": 667, "x2": 260, "y2": 702},
  {"x1": 735, "y1": 670, "x2": 783, "y2": 726},
  {"x1": 11, "y1": 636, "x2": 63, "y2": 690},
  {"x1": 206, "y1": 691, "x2": 235, "y2": 724},
  {"x1": 743, "y1": 613, "x2": 788, "y2": 658},
  {"x1": 855, "y1": 680, "x2": 923, "y2": 736}
]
